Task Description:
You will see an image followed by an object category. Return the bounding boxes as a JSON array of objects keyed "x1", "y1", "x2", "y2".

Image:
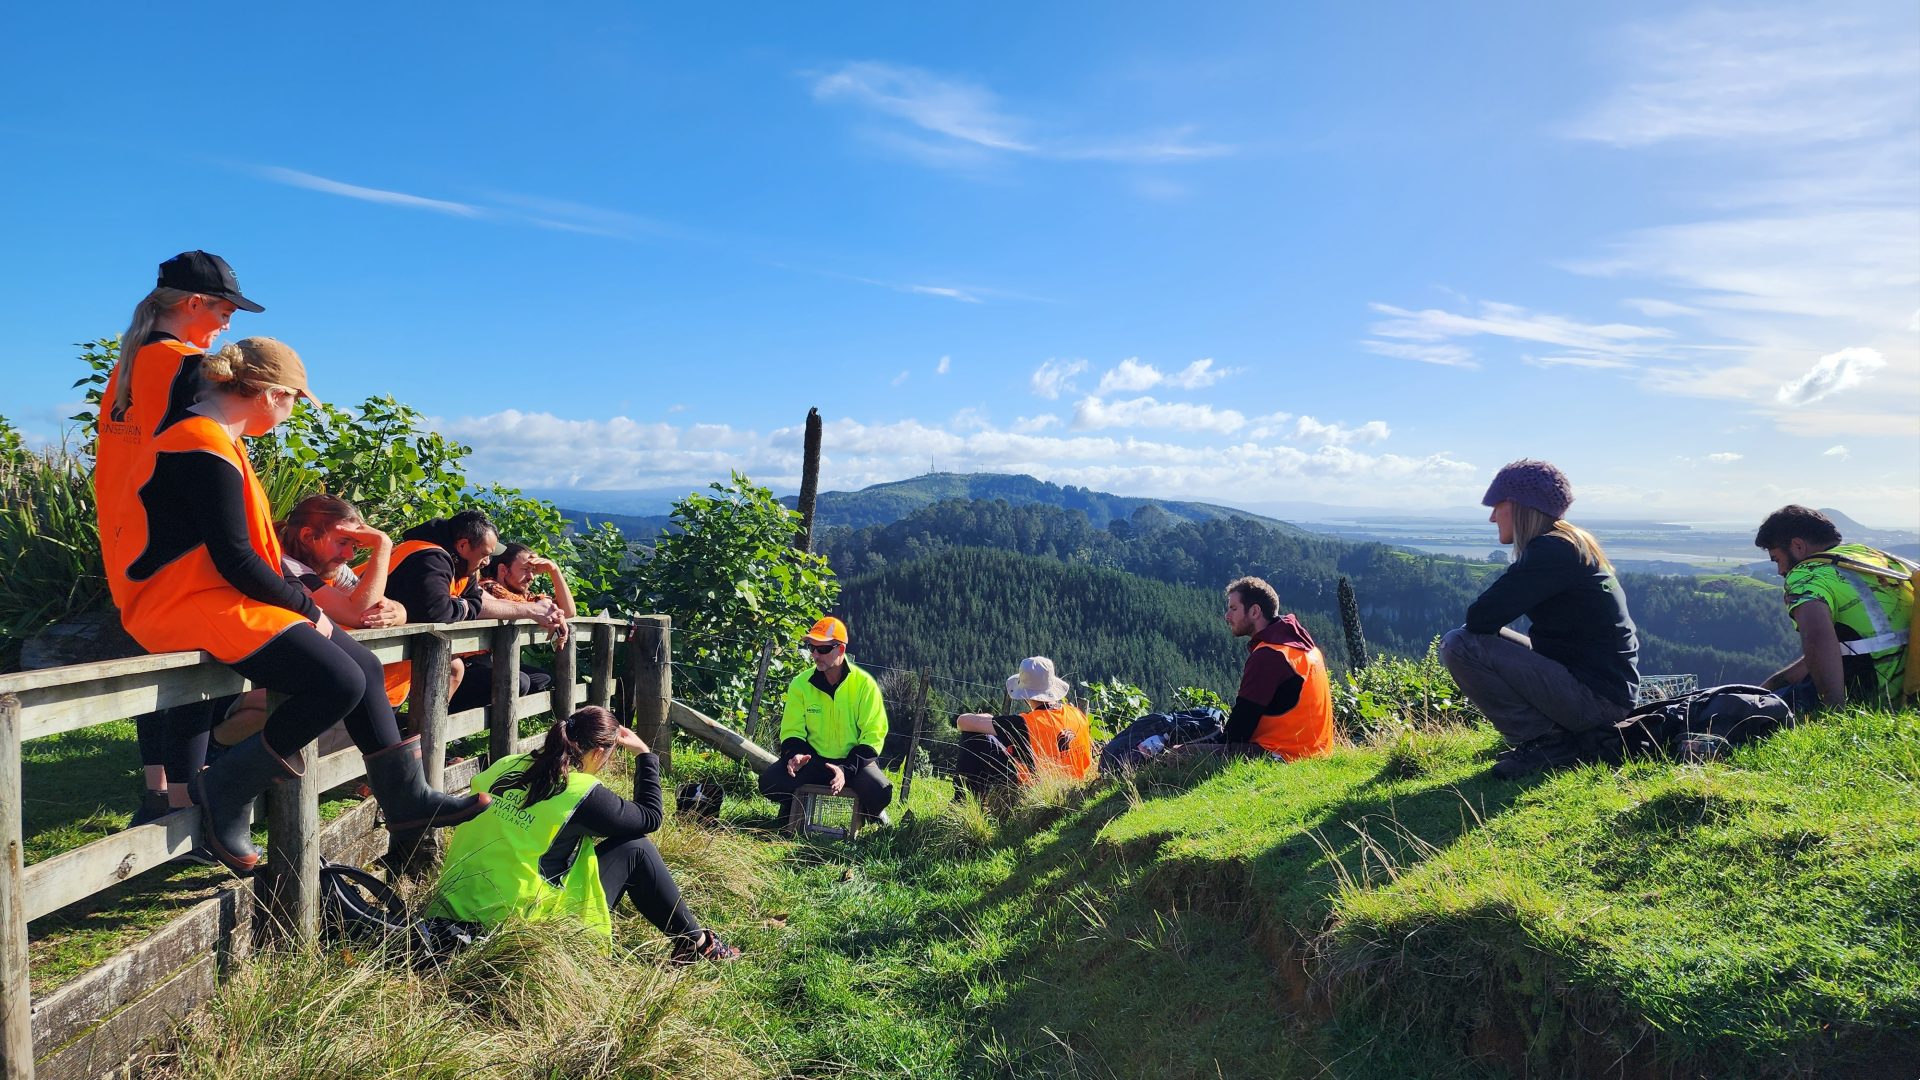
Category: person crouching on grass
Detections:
[
  {"x1": 1439, "y1": 459, "x2": 1640, "y2": 780},
  {"x1": 432, "y1": 705, "x2": 740, "y2": 964},
  {"x1": 757, "y1": 617, "x2": 893, "y2": 828}
]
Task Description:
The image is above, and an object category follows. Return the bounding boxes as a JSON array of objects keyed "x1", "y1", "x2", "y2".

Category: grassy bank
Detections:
[{"x1": 62, "y1": 705, "x2": 1920, "y2": 1078}]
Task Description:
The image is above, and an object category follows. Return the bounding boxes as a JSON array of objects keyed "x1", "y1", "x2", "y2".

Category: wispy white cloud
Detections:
[
  {"x1": 1565, "y1": 8, "x2": 1920, "y2": 147},
  {"x1": 891, "y1": 370, "x2": 910, "y2": 387},
  {"x1": 900, "y1": 284, "x2": 983, "y2": 303},
  {"x1": 1360, "y1": 341, "x2": 1480, "y2": 369},
  {"x1": 1622, "y1": 297, "x2": 1703, "y2": 319},
  {"x1": 1523, "y1": 354, "x2": 1636, "y2": 371},
  {"x1": 1071, "y1": 395, "x2": 1246, "y2": 434},
  {"x1": 1369, "y1": 300, "x2": 1672, "y2": 354},
  {"x1": 810, "y1": 61, "x2": 1233, "y2": 168},
  {"x1": 1824, "y1": 445, "x2": 1850, "y2": 459},
  {"x1": 1029, "y1": 358, "x2": 1088, "y2": 400},
  {"x1": 1776, "y1": 346, "x2": 1888, "y2": 406},
  {"x1": 936, "y1": 355, "x2": 951, "y2": 375},
  {"x1": 1706, "y1": 452, "x2": 1743, "y2": 464},
  {"x1": 1096, "y1": 358, "x2": 1162, "y2": 394},
  {"x1": 257, "y1": 166, "x2": 484, "y2": 217}
]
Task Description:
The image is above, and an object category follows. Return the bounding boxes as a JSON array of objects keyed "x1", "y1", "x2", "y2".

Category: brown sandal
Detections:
[{"x1": 670, "y1": 928, "x2": 741, "y2": 966}]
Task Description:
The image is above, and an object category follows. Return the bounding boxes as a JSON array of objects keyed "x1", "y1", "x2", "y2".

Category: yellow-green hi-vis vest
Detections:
[{"x1": 432, "y1": 754, "x2": 612, "y2": 940}]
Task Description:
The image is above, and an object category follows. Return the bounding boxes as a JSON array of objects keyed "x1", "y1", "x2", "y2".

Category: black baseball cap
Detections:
[{"x1": 156, "y1": 251, "x2": 265, "y2": 312}]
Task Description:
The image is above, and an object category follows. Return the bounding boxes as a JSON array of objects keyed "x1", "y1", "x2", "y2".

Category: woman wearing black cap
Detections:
[
  {"x1": 1438, "y1": 459, "x2": 1640, "y2": 779},
  {"x1": 100, "y1": 252, "x2": 266, "y2": 825}
]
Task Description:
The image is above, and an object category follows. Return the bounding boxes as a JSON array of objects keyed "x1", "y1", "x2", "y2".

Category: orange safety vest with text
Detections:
[
  {"x1": 103, "y1": 415, "x2": 307, "y2": 663},
  {"x1": 95, "y1": 337, "x2": 201, "y2": 612},
  {"x1": 1248, "y1": 641, "x2": 1334, "y2": 761},
  {"x1": 1013, "y1": 702, "x2": 1095, "y2": 783}
]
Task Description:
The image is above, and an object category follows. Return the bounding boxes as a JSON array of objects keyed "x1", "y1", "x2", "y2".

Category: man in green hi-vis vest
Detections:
[
  {"x1": 433, "y1": 705, "x2": 739, "y2": 964},
  {"x1": 758, "y1": 616, "x2": 893, "y2": 825}
]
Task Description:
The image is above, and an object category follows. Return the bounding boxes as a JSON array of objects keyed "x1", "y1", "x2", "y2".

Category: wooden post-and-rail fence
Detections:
[{"x1": 0, "y1": 612, "x2": 700, "y2": 1080}]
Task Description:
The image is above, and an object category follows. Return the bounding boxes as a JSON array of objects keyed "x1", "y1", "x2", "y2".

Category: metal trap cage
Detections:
[{"x1": 787, "y1": 783, "x2": 864, "y2": 840}]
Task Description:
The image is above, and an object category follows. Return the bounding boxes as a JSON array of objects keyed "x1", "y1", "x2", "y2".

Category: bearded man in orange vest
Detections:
[
  {"x1": 952, "y1": 656, "x2": 1095, "y2": 800},
  {"x1": 1175, "y1": 576, "x2": 1333, "y2": 760}
]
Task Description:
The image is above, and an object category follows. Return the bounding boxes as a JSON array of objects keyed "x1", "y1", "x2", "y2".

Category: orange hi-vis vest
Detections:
[
  {"x1": 371, "y1": 539, "x2": 473, "y2": 708},
  {"x1": 1014, "y1": 702, "x2": 1095, "y2": 782},
  {"x1": 105, "y1": 416, "x2": 307, "y2": 663},
  {"x1": 96, "y1": 337, "x2": 201, "y2": 611},
  {"x1": 1248, "y1": 640, "x2": 1334, "y2": 761}
]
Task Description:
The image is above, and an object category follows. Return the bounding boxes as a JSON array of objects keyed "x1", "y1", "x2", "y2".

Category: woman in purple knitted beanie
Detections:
[{"x1": 1438, "y1": 459, "x2": 1641, "y2": 779}]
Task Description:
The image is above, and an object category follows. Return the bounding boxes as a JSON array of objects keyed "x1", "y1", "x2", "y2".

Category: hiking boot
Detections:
[
  {"x1": 188, "y1": 734, "x2": 302, "y2": 876},
  {"x1": 1491, "y1": 732, "x2": 1585, "y2": 780},
  {"x1": 363, "y1": 736, "x2": 490, "y2": 832}
]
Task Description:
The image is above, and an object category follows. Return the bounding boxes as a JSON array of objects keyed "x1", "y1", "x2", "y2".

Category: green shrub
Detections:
[{"x1": 1331, "y1": 637, "x2": 1481, "y2": 742}]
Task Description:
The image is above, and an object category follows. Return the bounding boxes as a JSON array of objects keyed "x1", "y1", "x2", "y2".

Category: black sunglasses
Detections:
[{"x1": 806, "y1": 643, "x2": 840, "y2": 655}]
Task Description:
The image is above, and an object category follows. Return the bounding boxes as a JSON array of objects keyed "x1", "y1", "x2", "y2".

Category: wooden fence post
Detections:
[
  {"x1": 0, "y1": 694, "x2": 33, "y2": 1080},
  {"x1": 587, "y1": 622, "x2": 616, "y2": 711},
  {"x1": 488, "y1": 623, "x2": 523, "y2": 763},
  {"x1": 898, "y1": 671, "x2": 929, "y2": 808},
  {"x1": 744, "y1": 638, "x2": 775, "y2": 745},
  {"x1": 390, "y1": 629, "x2": 452, "y2": 870},
  {"x1": 550, "y1": 631, "x2": 577, "y2": 722},
  {"x1": 628, "y1": 616, "x2": 671, "y2": 773},
  {"x1": 263, "y1": 742, "x2": 320, "y2": 946}
]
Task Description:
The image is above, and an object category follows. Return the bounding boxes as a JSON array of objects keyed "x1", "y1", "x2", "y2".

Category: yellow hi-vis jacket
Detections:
[
  {"x1": 780, "y1": 661, "x2": 889, "y2": 759},
  {"x1": 432, "y1": 753, "x2": 612, "y2": 939}
]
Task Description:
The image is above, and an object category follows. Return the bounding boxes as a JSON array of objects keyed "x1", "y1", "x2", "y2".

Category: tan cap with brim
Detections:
[{"x1": 227, "y1": 337, "x2": 321, "y2": 409}]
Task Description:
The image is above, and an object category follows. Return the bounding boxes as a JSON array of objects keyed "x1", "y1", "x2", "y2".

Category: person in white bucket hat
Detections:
[{"x1": 952, "y1": 656, "x2": 1095, "y2": 799}]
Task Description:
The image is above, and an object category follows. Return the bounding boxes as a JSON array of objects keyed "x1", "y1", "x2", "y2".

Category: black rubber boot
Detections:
[
  {"x1": 363, "y1": 736, "x2": 490, "y2": 831},
  {"x1": 188, "y1": 734, "x2": 301, "y2": 876}
]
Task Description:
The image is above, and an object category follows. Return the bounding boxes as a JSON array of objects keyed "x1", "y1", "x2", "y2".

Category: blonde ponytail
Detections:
[{"x1": 110, "y1": 287, "x2": 197, "y2": 421}]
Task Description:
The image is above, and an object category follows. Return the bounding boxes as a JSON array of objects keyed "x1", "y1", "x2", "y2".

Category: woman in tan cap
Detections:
[{"x1": 96, "y1": 337, "x2": 489, "y2": 875}]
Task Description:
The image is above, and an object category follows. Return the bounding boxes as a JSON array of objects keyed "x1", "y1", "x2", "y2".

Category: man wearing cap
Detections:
[
  {"x1": 380, "y1": 510, "x2": 567, "y2": 714},
  {"x1": 758, "y1": 617, "x2": 893, "y2": 826},
  {"x1": 952, "y1": 656, "x2": 1095, "y2": 799}
]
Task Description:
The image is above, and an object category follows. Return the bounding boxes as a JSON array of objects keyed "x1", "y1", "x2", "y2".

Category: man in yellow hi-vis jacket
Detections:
[{"x1": 758, "y1": 616, "x2": 893, "y2": 824}]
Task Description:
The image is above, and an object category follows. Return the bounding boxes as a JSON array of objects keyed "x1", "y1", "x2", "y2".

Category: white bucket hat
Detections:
[{"x1": 1006, "y1": 656, "x2": 1070, "y2": 703}]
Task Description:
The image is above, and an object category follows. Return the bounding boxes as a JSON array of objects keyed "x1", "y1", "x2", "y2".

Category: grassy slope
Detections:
[{"x1": 45, "y1": 707, "x2": 1920, "y2": 1078}]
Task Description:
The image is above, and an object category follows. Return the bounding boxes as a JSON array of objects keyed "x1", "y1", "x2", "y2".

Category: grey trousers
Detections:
[{"x1": 1439, "y1": 627, "x2": 1628, "y2": 745}]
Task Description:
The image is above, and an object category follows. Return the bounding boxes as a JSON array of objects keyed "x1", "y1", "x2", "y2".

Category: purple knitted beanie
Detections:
[{"x1": 1481, "y1": 459, "x2": 1574, "y2": 518}]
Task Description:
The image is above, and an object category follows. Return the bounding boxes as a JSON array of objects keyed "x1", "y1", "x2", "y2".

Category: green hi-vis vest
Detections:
[
  {"x1": 1785, "y1": 543, "x2": 1916, "y2": 701},
  {"x1": 431, "y1": 754, "x2": 612, "y2": 940}
]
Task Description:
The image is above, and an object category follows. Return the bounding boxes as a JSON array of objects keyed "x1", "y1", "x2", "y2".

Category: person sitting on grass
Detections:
[
  {"x1": 1753, "y1": 505, "x2": 1915, "y2": 712},
  {"x1": 1439, "y1": 459, "x2": 1640, "y2": 780},
  {"x1": 757, "y1": 617, "x2": 893, "y2": 828},
  {"x1": 1167, "y1": 577, "x2": 1333, "y2": 762},
  {"x1": 953, "y1": 656, "x2": 1095, "y2": 801},
  {"x1": 432, "y1": 704, "x2": 740, "y2": 964}
]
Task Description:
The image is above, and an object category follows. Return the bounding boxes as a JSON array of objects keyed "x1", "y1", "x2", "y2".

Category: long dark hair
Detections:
[{"x1": 495, "y1": 705, "x2": 618, "y2": 806}]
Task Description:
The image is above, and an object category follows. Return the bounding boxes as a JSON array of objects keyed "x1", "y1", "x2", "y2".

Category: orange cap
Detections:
[{"x1": 802, "y1": 616, "x2": 848, "y2": 645}]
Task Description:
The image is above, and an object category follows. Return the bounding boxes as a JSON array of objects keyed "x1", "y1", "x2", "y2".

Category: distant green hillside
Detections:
[
  {"x1": 789, "y1": 471, "x2": 1312, "y2": 534},
  {"x1": 822, "y1": 496, "x2": 1800, "y2": 689}
]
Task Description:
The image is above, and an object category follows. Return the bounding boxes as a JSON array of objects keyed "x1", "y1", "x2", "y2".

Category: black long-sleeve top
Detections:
[
  {"x1": 384, "y1": 519, "x2": 486, "y2": 623},
  {"x1": 537, "y1": 752, "x2": 664, "y2": 884},
  {"x1": 128, "y1": 450, "x2": 322, "y2": 622},
  {"x1": 1465, "y1": 533, "x2": 1640, "y2": 707}
]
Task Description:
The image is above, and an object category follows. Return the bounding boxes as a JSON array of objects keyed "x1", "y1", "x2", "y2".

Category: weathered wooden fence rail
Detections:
[{"x1": 0, "y1": 612, "x2": 687, "y2": 1080}]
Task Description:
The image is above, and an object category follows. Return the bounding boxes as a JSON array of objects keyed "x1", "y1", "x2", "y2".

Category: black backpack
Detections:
[
  {"x1": 318, "y1": 860, "x2": 480, "y2": 968},
  {"x1": 1583, "y1": 684, "x2": 1794, "y2": 764}
]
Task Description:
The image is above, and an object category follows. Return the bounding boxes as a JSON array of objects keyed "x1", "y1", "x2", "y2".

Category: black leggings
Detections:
[
  {"x1": 953, "y1": 732, "x2": 1022, "y2": 798},
  {"x1": 161, "y1": 701, "x2": 218, "y2": 785},
  {"x1": 595, "y1": 836, "x2": 698, "y2": 938},
  {"x1": 229, "y1": 623, "x2": 402, "y2": 759}
]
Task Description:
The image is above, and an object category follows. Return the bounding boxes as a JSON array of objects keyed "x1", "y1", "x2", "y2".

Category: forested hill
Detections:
[
  {"x1": 787, "y1": 472, "x2": 1309, "y2": 533},
  {"x1": 823, "y1": 496, "x2": 1802, "y2": 692}
]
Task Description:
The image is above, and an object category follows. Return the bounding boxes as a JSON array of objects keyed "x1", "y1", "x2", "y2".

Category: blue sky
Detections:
[{"x1": 5, "y1": 3, "x2": 1917, "y2": 525}]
